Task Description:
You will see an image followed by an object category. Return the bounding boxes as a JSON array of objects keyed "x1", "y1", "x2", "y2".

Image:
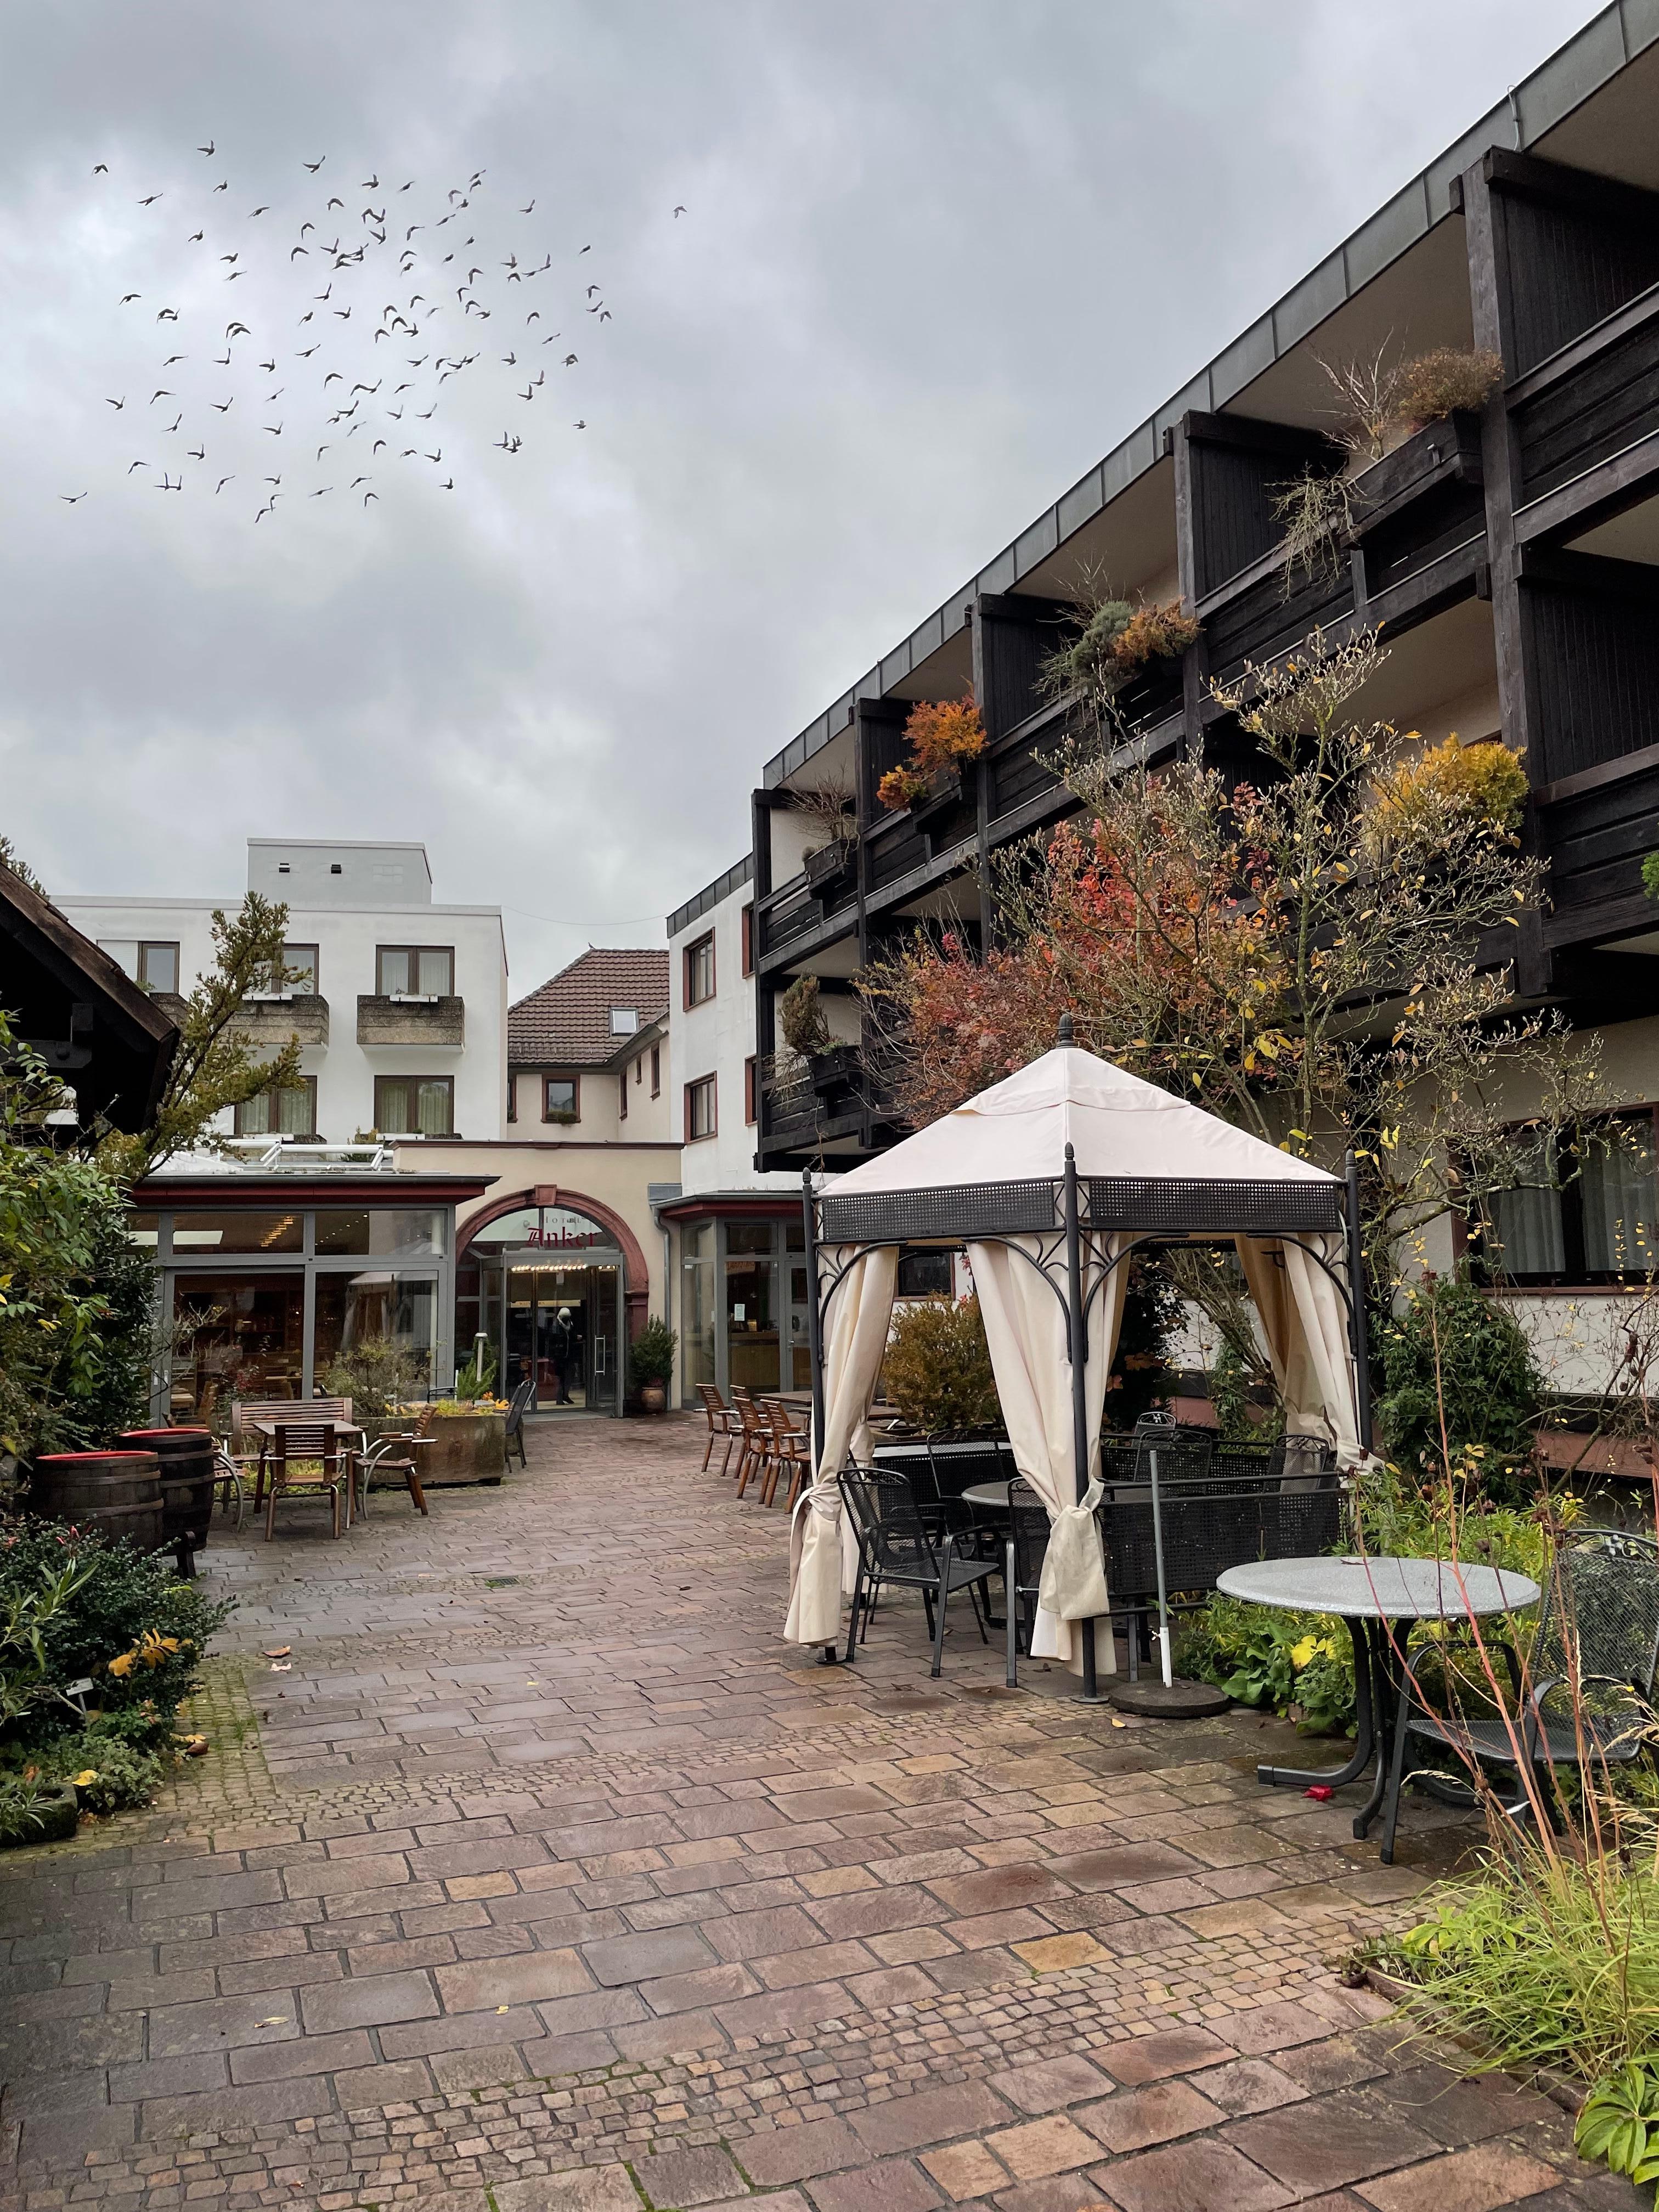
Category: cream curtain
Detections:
[
  {"x1": 1236, "y1": 1232, "x2": 1367, "y2": 1469},
  {"x1": 783, "y1": 1244, "x2": 898, "y2": 1646},
  {"x1": 969, "y1": 1233, "x2": 1126, "y2": 1672}
]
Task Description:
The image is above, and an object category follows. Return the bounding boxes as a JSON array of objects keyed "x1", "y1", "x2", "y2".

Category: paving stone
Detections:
[
  {"x1": 988, "y1": 2055, "x2": 1116, "y2": 2114},
  {"x1": 1103, "y1": 2136, "x2": 1296, "y2": 2212},
  {"x1": 850, "y1": 2082, "x2": 1016, "y2": 2156},
  {"x1": 435, "y1": 1946, "x2": 595, "y2": 2011},
  {"x1": 1354, "y1": 2142, "x2": 1567, "y2": 2210},
  {"x1": 493, "y1": 2172, "x2": 643, "y2": 2212},
  {"x1": 920, "y1": 2139, "x2": 1011, "y2": 2199},
  {"x1": 1077, "y1": 2078, "x2": 1225, "y2": 2152},
  {"x1": 1223, "y1": 2091, "x2": 1443, "y2": 2193},
  {"x1": 983, "y1": 2113, "x2": 1102, "y2": 2178},
  {"x1": 808, "y1": 2155, "x2": 944, "y2": 2212},
  {"x1": 298, "y1": 1964, "x2": 440, "y2": 2031},
  {"x1": 1100, "y1": 2025, "x2": 1239, "y2": 2084},
  {"x1": 631, "y1": 2143, "x2": 747, "y2": 2205}
]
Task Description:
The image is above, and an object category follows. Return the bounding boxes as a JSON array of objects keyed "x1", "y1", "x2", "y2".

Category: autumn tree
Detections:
[{"x1": 862, "y1": 627, "x2": 1598, "y2": 1365}]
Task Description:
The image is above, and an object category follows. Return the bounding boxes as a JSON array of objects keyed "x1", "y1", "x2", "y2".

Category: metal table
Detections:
[
  {"x1": 961, "y1": 1480, "x2": 1013, "y2": 1511},
  {"x1": 1217, "y1": 1555, "x2": 1541, "y2": 1863}
]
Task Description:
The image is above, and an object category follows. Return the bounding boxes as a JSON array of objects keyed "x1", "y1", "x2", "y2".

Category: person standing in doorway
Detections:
[{"x1": 550, "y1": 1306, "x2": 576, "y2": 1404}]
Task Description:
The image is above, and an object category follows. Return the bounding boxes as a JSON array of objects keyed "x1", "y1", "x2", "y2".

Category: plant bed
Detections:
[
  {"x1": 1348, "y1": 410, "x2": 1483, "y2": 539},
  {"x1": 411, "y1": 1406, "x2": 507, "y2": 1485},
  {"x1": 0, "y1": 1781, "x2": 77, "y2": 1848},
  {"x1": 910, "y1": 767, "x2": 964, "y2": 828},
  {"x1": 1358, "y1": 1964, "x2": 1583, "y2": 2118}
]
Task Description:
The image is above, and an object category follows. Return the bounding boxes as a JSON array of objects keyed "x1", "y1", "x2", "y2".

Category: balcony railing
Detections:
[
  {"x1": 356, "y1": 994, "x2": 465, "y2": 1046},
  {"x1": 235, "y1": 994, "x2": 330, "y2": 1047}
]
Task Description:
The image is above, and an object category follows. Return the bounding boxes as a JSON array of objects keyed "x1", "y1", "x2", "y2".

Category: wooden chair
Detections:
[
  {"x1": 503, "y1": 1378, "x2": 535, "y2": 1469},
  {"x1": 696, "y1": 1385, "x2": 741, "y2": 1476},
  {"x1": 731, "y1": 1389, "x2": 770, "y2": 1497},
  {"x1": 264, "y1": 1423, "x2": 352, "y2": 1541},
  {"x1": 233, "y1": 1397, "x2": 354, "y2": 1509},
  {"x1": 351, "y1": 1433, "x2": 429, "y2": 1519},
  {"x1": 761, "y1": 1400, "x2": 811, "y2": 1508}
]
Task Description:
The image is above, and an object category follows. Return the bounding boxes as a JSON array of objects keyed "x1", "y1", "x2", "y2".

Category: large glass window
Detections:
[
  {"x1": 374, "y1": 1076, "x2": 454, "y2": 1137},
  {"x1": 1479, "y1": 1115, "x2": 1659, "y2": 1284},
  {"x1": 314, "y1": 1272, "x2": 436, "y2": 1391},
  {"x1": 681, "y1": 1223, "x2": 716, "y2": 1395},
  {"x1": 725, "y1": 1220, "x2": 778, "y2": 1392},
  {"x1": 170, "y1": 1272, "x2": 306, "y2": 1418},
  {"x1": 170, "y1": 1211, "x2": 303, "y2": 1253},
  {"x1": 314, "y1": 1210, "x2": 444, "y2": 1257},
  {"x1": 376, "y1": 946, "x2": 454, "y2": 996},
  {"x1": 234, "y1": 1077, "x2": 318, "y2": 1139}
]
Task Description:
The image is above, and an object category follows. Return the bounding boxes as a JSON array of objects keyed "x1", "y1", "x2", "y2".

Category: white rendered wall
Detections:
[
  {"x1": 669, "y1": 877, "x2": 795, "y2": 1197},
  {"x1": 56, "y1": 890, "x2": 509, "y2": 1148}
]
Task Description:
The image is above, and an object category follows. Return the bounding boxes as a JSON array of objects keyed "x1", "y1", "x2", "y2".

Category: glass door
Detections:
[{"x1": 585, "y1": 1266, "x2": 619, "y2": 1411}]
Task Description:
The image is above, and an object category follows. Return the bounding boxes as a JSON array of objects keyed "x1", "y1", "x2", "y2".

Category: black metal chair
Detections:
[
  {"x1": 1386, "y1": 1529, "x2": 1659, "y2": 1855},
  {"x1": 503, "y1": 1378, "x2": 535, "y2": 1470},
  {"x1": 837, "y1": 1465, "x2": 998, "y2": 1676}
]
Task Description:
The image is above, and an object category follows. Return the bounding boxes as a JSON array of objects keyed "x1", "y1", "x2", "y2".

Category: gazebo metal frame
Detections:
[{"x1": 803, "y1": 1112, "x2": 1372, "y2": 1697}]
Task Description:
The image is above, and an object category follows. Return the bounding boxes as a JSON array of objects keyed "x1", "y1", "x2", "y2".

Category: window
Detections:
[
  {"x1": 684, "y1": 934, "x2": 715, "y2": 1008},
  {"x1": 634, "y1": 1054, "x2": 642, "y2": 1085},
  {"x1": 233, "y1": 1077, "x2": 318, "y2": 1140},
  {"x1": 99, "y1": 939, "x2": 180, "y2": 994},
  {"x1": 618, "y1": 1069, "x2": 628, "y2": 1121},
  {"x1": 373, "y1": 1075, "x2": 454, "y2": 1137},
  {"x1": 650, "y1": 1045, "x2": 661, "y2": 1097},
  {"x1": 543, "y1": 1076, "x2": 579, "y2": 1125},
  {"x1": 1473, "y1": 1113, "x2": 1659, "y2": 1284},
  {"x1": 610, "y1": 1006, "x2": 638, "y2": 1036},
  {"x1": 376, "y1": 945, "x2": 453, "y2": 997},
  {"x1": 686, "y1": 1074, "x2": 716, "y2": 1142},
  {"x1": 745, "y1": 1054, "x2": 758, "y2": 1126},
  {"x1": 741, "y1": 903, "x2": 754, "y2": 979},
  {"x1": 255, "y1": 943, "x2": 318, "y2": 995},
  {"x1": 897, "y1": 1248, "x2": 954, "y2": 1298}
]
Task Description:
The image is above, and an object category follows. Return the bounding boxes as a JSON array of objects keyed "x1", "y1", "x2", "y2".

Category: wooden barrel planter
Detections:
[
  {"x1": 119, "y1": 1430, "x2": 215, "y2": 1573},
  {"x1": 29, "y1": 1452, "x2": 164, "y2": 1553}
]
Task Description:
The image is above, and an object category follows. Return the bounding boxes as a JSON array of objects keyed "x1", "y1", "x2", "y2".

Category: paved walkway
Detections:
[{"x1": 0, "y1": 1417, "x2": 1636, "y2": 2211}]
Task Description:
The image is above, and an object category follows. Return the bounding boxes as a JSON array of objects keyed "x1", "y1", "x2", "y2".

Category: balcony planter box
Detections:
[
  {"x1": 413, "y1": 1407, "x2": 506, "y2": 1486},
  {"x1": 235, "y1": 995, "x2": 330, "y2": 1047},
  {"x1": 1350, "y1": 411, "x2": 1482, "y2": 539},
  {"x1": 808, "y1": 1043, "x2": 862, "y2": 1098},
  {"x1": 356, "y1": 994, "x2": 465, "y2": 1046},
  {"x1": 803, "y1": 838, "x2": 856, "y2": 902},
  {"x1": 911, "y1": 768, "x2": 965, "y2": 830}
]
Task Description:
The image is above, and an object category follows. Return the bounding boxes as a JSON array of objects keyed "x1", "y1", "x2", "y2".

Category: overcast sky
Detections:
[{"x1": 0, "y1": 0, "x2": 1598, "y2": 992}]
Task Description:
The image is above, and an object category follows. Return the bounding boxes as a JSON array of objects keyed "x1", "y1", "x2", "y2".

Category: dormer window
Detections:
[{"x1": 610, "y1": 1007, "x2": 639, "y2": 1036}]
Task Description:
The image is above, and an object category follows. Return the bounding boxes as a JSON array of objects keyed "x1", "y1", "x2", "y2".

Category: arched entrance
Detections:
[{"x1": 458, "y1": 1198, "x2": 634, "y2": 1414}]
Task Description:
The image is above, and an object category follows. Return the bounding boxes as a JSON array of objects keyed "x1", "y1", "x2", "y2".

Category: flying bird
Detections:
[
  {"x1": 216, "y1": 477, "x2": 233, "y2": 492},
  {"x1": 441, "y1": 477, "x2": 453, "y2": 490},
  {"x1": 258, "y1": 358, "x2": 275, "y2": 372},
  {"x1": 291, "y1": 245, "x2": 309, "y2": 258},
  {"x1": 227, "y1": 322, "x2": 249, "y2": 336},
  {"x1": 249, "y1": 205, "x2": 270, "y2": 217},
  {"x1": 225, "y1": 268, "x2": 245, "y2": 280},
  {"x1": 188, "y1": 230, "x2": 204, "y2": 242},
  {"x1": 263, "y1": 422, "x2": 282, "y2": 435},
  {"x1": 127, "y1": 460, "x2": 146, "y2": 473},
  {"x1": 163, "y1": 354, "x2": 185, "y2": 365},
  {"x1": 120, "y1": 292, "x2": 140, "y2": 304},
  {"x1": 150, "y1": 389, "x2": 172, "y2": 403},
  {"x1": 163, "y1": 414, "x2": 180, "y2": 431},
  {"x1": 297, "y1": 344, "x2": 319, "y2": 357},
  {"x1": 212, "y1": 398, "x2": 233, "y2": 411},
  {"x1": 350, "y1": 474, "x2": 370, "y2": 488},
  {"x1": 563, "y1": 353, "x2": 577, "y2": 365},
  {"x1": 198, "y1": 140, "x2": 215, "y2": 155},
  {"x1": 599, "y1": 310, "x2": 611, "y2": 322},
  {"x1": 362, "y1": 173, "x2": 378, "y2": 188},
  {"x1": 59, "y1": 492, "x2": 87, "y2": 503},
  {"x1": 138, "y1": 192, "x2": 162, "y2": 205},
  {"x1": 156, "y1": 307, "x2": 179, "y2": 320},
  {"x1": 364, "y1": 491, "x2": 378, "y2": 505},
  {"x1": 674, "y1": 205, "x2": 686, "y2": 216},
  {"x1": 105, "y1": 396, "x2": 125, "y2": 409},
  {"x1": 579, "y1": 243, "x2": 590, "y2": 253},
  {"x1": 213, "y1": 179, "x2": 227, "y2": 191},
  {"x1": 304, "y1": 157, "x2": 325, "y2": 172},
  {"x1": 327, "y1": 196, "x2": 343, "y2": 210},
  {"x1": 93, "y1": 163, "x2": 108, "y2": 174},
  {"x1": 187, "y1": 443, "x2": 205, "y2": 460},
  {"x1": 573, "y1": 419, "x2": 585, "y2": 428},
  {"x1": 520, "y1": 200, "x2": 534, "y2": 213}
]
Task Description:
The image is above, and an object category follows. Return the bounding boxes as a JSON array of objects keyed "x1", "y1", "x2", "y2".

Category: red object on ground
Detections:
[{"x1": 1305, "y1": 1785, "x2": 1335, "y2": 1801}]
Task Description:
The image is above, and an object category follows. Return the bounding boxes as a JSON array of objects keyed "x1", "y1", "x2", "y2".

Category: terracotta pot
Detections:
[{"x1": 639, "y1": 1383, "x2": 667, "y2": 1415}]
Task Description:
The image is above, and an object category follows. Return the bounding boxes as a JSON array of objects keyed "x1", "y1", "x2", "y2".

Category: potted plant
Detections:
[
  {"x1": 629, "y1": 1317, "x2": 677, "y2": 1414},
  {"x1": 777, "y1": 977, "x2": 861, "y2": 1100},
  {"x1": 877, "y1": 697, "x2": 987, "y2": 816},
  {"x1": 795, "y1": 778, "x2": 857, "y2": 899}
]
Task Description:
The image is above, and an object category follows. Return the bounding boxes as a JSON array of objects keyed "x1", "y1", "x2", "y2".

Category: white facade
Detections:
[
  {"x1": 667, "y1": 856, "x2": 795, "y2": 1197},
  {"x1": 58, "y1": 838, "x2": 508, "y2": 1152}
]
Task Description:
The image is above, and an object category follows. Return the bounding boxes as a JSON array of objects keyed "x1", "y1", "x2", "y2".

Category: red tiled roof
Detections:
[{"x1": 508, "y1": 947, "x2": 669, "y2": 1066}]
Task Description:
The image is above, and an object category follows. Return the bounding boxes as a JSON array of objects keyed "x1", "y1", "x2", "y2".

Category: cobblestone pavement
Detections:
[{"x1": 0, "y1": 1416, "x2": 1637, "y2": 2211}]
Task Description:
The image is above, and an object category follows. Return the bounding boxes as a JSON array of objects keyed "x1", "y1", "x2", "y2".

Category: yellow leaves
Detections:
[
  {"x1": 1290, "y1": 1633, "x2": 1338, "y2": 1669},
  {"x1": 106, "y1": 1631, "x2": 186, "y2": 1680},
  {"x1": 72, "y1": 1770, "x2": 99, "y2": 1788}
]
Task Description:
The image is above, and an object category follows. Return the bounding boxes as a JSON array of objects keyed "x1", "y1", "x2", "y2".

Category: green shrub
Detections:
[
  {"x1": 1577, "y1": 2061, "x2": 1659, "y2": 2186},
  {"x1": 1377, "y1": 1269, "x2": 1544, "y2": 1500},
  {"x1": 1176, "y1": 1594, "x2": 1357, "y2": 1735},
  {"x1": 320, "y1": 1335, "x2": 430, "y2": 1421},
  {"x1": 882, "y1": 1296, "x2": 1001, "y2": 1437},
  {"x1": 0, "y1": 1520, "x2": 230, "y2": 1748},
  {"x1": 629, "y1": 1317, "x2": 677, "y2": 1389}
]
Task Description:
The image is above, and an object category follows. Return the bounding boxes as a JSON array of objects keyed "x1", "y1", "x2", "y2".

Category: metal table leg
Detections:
[{"x1": 1255, "y1": 1615, "x2": 1376, "y2": 1791}]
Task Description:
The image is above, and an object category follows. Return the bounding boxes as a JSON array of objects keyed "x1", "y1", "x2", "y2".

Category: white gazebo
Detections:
[{"x1": 785, "y1": 1030, "x2": 1374, "y2": 1697}]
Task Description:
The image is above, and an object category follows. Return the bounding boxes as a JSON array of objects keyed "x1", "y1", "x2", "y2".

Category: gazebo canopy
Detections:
[
  {"x1": 819, "y1": 1048, "x2": 1344, "y2": 1245},
  {"x1": 786, "y1": 1043, "x2": 1369, "y2": 1677}
]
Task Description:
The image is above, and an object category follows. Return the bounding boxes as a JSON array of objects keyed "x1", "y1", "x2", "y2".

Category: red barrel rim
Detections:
[{"x1": 33, "y1": 1452, "x2": 160, "y2": 1466}]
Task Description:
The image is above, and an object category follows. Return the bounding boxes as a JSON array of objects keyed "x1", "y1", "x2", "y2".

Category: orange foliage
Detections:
[{"x1": 905, "y1": 696, "x2": 985, "y2": 773}]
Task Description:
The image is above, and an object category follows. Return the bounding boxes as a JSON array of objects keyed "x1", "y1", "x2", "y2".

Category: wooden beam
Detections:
[
  {"x1": 1486, "y1": 145, "x2": 1659, "y2": 233},
  {"x1": 1519, "y1": 544, "x2": 1659, "y2": 605}
]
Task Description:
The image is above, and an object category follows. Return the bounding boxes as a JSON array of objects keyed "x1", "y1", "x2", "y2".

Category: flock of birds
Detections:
[{"x1": 60, "y1": 143, "x2": 687, "y2": 521}]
